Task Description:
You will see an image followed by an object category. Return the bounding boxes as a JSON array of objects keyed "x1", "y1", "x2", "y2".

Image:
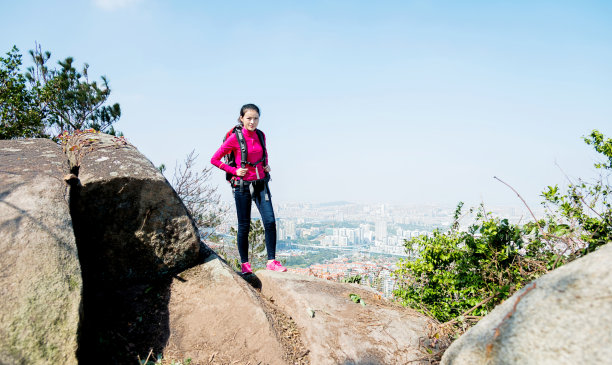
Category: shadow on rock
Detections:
[
  {"x1": 77, "y1": 278, "x2": 172, "y2": 362},
  {"x1": 241, "y1": 273, "x2": 262, "y2": 290}
]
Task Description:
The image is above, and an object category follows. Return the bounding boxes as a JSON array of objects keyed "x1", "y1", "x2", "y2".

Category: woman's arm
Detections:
[{"x1": 210, "y1": 134, "x2": 239, "y2": 175}]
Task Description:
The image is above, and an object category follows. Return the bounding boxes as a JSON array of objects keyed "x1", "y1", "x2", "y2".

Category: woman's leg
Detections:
[
  {"x1": 233, "y1": 187, "x2": 252, "y2": 263},
  {"x1": 253, "y1": 183, "x2": 277, "y2": 261}
]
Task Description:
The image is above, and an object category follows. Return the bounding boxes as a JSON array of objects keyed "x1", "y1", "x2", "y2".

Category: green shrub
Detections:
[
  {"x1": 393, "y1": 130, "x2": 611, "y2": 327},
  {"x1": 393, "y1": 203, "x2": 550, "y2": 323}
]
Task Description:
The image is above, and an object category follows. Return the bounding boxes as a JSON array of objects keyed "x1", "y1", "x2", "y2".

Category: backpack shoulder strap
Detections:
[
  {"x1": 223, "y1": 128, "x2": 233, "y2": 142},
  {"x1": 255, "y1": 129, "x2": 267, "y2": 166},
  {"x1": 234, "y1": 125, "x2": 248, "y2": 168}
]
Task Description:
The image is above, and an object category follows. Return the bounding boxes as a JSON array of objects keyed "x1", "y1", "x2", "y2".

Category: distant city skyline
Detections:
[
  {"x1": 215, "y1": 200, "x2": 536, "y2": 263},
  {"x1": 2, "y1": 1, "x2": 611, "y2": 210}
]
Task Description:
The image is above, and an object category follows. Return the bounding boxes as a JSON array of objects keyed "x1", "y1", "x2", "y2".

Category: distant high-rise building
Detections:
[
  {"x1": 286, "y1": 220, "x2": 296, "y2": 240},
  {"x1": 277, "y1": 225, "x2": 286, "y2": 240},
  {"x1": 375, "y1": 220, "x2": 388, "y2": 242},
  {"x1": 347, "y1": 229, "x2": 356, "y2": 244},
  {"x1": 360, "y1": 223, "x2": 371, "y2": 243}
]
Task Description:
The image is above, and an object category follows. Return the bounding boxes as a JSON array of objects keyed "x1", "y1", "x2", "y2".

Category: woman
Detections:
[{"x1": 211, "y1": 104, "x2": 287, "y2": 274}]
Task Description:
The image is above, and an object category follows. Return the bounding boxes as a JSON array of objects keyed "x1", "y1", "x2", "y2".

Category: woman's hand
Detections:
[
  {"x1": 236, "y1": 168, "x2": 248, "y2": 177},
  {"x1": 264, "y1": 165, "x2": 271, "y2": 172}
]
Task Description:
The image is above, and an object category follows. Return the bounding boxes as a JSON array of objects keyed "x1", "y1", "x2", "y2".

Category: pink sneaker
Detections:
[
  {"x1": 266, "y1": 260, "x2": 287, "y2": 272},
  {"x1": 241, "y1": 262, "x2": 253, "y2": 275}
]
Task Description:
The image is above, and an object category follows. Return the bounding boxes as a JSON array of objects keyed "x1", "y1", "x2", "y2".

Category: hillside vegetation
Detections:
[{"x1": 393, "y1": 130, "x2": 612, "y2": 341}]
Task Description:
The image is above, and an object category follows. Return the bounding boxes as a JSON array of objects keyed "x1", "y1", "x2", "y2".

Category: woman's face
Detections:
[{"x1": 240, "y1": 109, "x2": 260, "y2": 131}]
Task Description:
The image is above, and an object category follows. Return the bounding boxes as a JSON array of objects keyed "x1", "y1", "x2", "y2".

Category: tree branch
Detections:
[{"x1": 493, "y1": 176, "x2": 540, "y2": 230}]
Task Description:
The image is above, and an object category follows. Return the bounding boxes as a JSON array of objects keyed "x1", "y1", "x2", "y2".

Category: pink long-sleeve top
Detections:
[{"x1": 210, "y1": 128, "x2": 268, "y2": 181}]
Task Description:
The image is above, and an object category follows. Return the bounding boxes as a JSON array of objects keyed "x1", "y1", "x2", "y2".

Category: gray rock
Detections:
[
  {"x1": 65, "y1": 132, "x2": 201, "y2": 283},
  {"x1": 164, "y1": 255, "x2": 289, "y2": 364},
  {"x1": 257, "y1": 270, "x2": 436, "y2": 364},
  {"x1": 0, "y1": 139, "x2": 81, "y2": 365},
  {"x1": 441, "y1": 243, "x2": 612, "y2": 365}
]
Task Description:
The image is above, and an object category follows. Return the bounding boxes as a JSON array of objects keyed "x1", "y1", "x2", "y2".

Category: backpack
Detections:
[{"x1": 223, "y1": 125, "x2": 268, "y2": 183}]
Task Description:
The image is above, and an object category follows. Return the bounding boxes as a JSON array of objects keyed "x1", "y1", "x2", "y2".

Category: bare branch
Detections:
[
  {"x1": 493, "y1": 176, "x2": 540, "y2": 229},
  {"x1": 171, "y1": 150, "x2": 228, "y2": 233}
]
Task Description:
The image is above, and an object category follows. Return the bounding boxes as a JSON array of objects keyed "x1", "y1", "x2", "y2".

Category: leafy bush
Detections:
[
  {"x1": 341, "y1": 275, "x2": 362, "y2": 284},
  {"x1": 540, "y1": 130, "x2": 612, "y2": 258},
  {"x1": 393, "y1": 203, "x2": 550, "y2": 323},
  {"x1": 393, "y1": 130, "x2": 612, "y2": 328}
]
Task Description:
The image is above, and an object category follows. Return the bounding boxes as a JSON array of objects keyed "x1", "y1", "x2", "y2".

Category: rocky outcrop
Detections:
[
  {"x1": 0, "y1": 134, "x2": 207, "y2": 362},
  {"x1": 1, "y1": 133, "x2": 440, "y2": 364},
  {"x1": 441, "y1": 243, "x2": 612, "y2": 365},
  {"x1": 0, "y1": 139, "x2": 81, "y2": 365},
  {"x1": 164, "y1": 256, "x2": 292, "y2": 364},
  {"x1": 257, "y1": 271, "x2": 436, "y2": 364},
  {"x1": 64, "y1": 132, "x2": 201, "y2": 283}
]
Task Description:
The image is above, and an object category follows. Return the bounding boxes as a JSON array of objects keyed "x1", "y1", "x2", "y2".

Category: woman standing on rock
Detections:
[{"x1": 211, "y1": 103, "x2": 287, "y2": 275}]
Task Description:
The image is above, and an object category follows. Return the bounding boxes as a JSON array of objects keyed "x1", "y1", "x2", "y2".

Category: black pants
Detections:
[{"x1": 233, "y1": 181, "x2": 276, "y2": 263}]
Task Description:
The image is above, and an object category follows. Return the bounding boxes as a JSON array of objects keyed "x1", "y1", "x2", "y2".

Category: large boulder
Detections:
[
  {"x1": 64, "y1": 131, "x2": 201, "y2": 283},
  {"x1": 61, "y1": 132, "x2": 205, "y2": 361},
  {"x1": 0, "y1": 139, "x2": 82, "y2": 365},
  {"x1": 257, "y1": 271, "x2": 436, "y2": 364},
  {"x1": 441, "y1": 243, "x2": 612, "y2": 365}
]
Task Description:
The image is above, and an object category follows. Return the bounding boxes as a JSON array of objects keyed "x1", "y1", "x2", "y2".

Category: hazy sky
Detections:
[{"x1": 2, "y1": 0, "x2": 611, "y2": 211}]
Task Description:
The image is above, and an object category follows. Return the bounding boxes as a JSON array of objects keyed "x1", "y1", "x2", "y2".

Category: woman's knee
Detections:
[
  {"x1": 263, "y1": 220, "x2": 276, "y2": 231},
  {"x1": 260, "y1": 209, "x2": 276, "y2": 226}
]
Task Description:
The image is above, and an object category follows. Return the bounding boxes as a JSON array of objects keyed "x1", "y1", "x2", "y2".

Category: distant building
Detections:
[
  {"x1": 286, "y1": 220, "x2": 296, "y2": 240},
  {"x1": 336, "y1": 211, "x2": 345, "y2": 222},
  {"x1": 277, "y1": 225, "x2": 286, "y2": 240},
  {"x1": 375, "y1": 220, "x2": 387, "y2": 243}
]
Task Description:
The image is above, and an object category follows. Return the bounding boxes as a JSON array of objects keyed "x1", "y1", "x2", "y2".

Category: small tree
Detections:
[
  {"x1": 229, "y1": 219, "x2": 266, "y2": 269},
  {"x1": 0, "y1": 44, "x2": 122, "y2": 139},
  {"x1": 27, "y1": 43, "x2": 121, "y2": 136},
  {"x1": 248, "y1": 219, "x2": 266, "y2": 267},
  {"x1": 0, "y1": 46, "x2": 46, "y2": 139}
]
